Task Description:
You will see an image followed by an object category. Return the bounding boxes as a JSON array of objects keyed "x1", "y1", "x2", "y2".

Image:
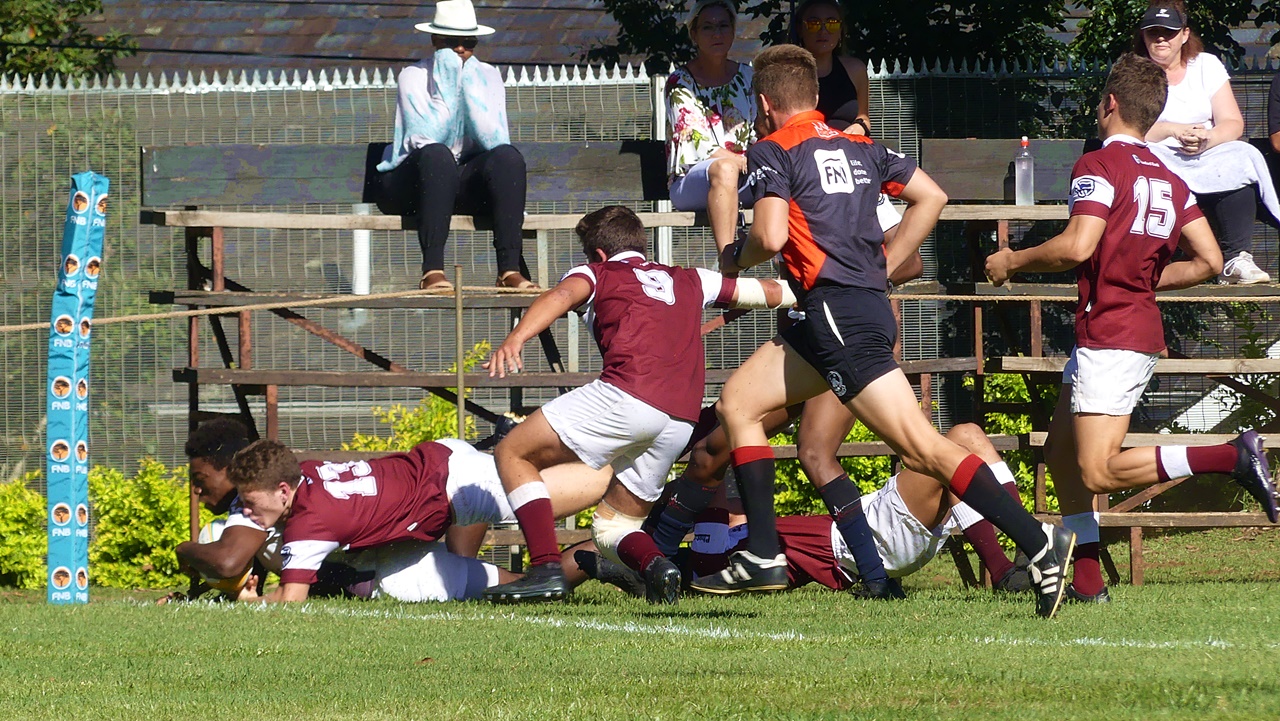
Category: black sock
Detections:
[
  {"x1": 648, "y1": 476, "x2": 719, "y2": 558},
  {"x1": 952, "y1": 456, "x2": 1047, "y2": 559},
  {"x1": 732, "y1": 447, "x2": 780, "y2": 559},
  {"x1": 818, "y1": 475, "x2": 888, "y2": 583}
]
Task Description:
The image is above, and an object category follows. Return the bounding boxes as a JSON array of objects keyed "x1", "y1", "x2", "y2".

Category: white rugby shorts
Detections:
[
  {"x1": 348, "y1": 539, "x2": 499, "y2": 602},
  {"x1": 832, "y1": 475, "x2": 959, "y2": 579},
  {"x1": 1062, "y1": 346, "x2": 1158, "y2": 416},
  {"x1": 434, "y1": 438, "x2": 513, "y2": 527},
  {"x1": 540, "y1": 380, "x2": 694, "y2": 502}
]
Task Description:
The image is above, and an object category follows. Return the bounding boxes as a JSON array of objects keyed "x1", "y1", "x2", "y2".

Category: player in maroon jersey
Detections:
[
  {"x1": 985, "y1": 53, "x2": 1277, "y2": 604},
  {"x1": 480, "y1": 205, "x2": 798, "y2": 605},
  {"x1": 699, "y1": 45, "x2": 1075, "y2": 618}
]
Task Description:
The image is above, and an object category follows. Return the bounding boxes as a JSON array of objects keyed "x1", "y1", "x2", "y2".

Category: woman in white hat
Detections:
[
  {"x1": 1136, "y1": 0, "x2": 1276, "y2": 284},
  {"x1": 374, "y1": 0, "x2": 536, "y2": 291},
  {"x1": 665, "y1": 0, "x2": 756, "y2": 253}
]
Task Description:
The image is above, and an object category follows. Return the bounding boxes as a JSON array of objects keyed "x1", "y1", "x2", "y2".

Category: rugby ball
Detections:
[{"x1": 196, "y1": 519, "x2": 252, "y2": 595}]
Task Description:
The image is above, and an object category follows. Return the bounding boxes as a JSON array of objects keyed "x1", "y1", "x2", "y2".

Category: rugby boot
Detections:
[
  {"x1": 689, "y1": 550, "x2": 789, "y2": 595},
  {"x1": 992, "y1": 564, "x2": 1033, "y2": 594},
  {"x1": 1229, "y1": 430, "x2": 1279, "y2": 523},
  {"x1": 1028, "y1": 524, "x2": 1076, "y2": 619},
  {"x1": 573, "y1": 550, "x2": 645, "y2": 599},
  {"x1": 483, "y1": 562, "x2": 570, "y2": 604},
  {"x1": 1064, "y1": 584, "x2": 1111, "y2": 604},
  {"x1": 848, "y1": 576, "x2": 906, "y2": 600},
  {"x1": 644, "y1": 555, "x2": 682, "y2": 605}
]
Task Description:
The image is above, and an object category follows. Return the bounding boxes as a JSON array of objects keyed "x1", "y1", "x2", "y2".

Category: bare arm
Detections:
[
  {"x1": 842, "y1": 56, "x2": 872, "y2": 136},
  {"x1": 1156, "y1": 216, "x2": 1223, "y2": 290},
  {"x1": 484, "y1": 276, "x2": 593, "y2": 377},
  {"x1": 720, "y1": 195, "x2": 789, "y2": 273},
  {"x1": 884, "y1": 169, "x2": 947, "y2": 280},
  {"x1": 1203, "y1": 81, "x2": 1245, "y2": 149},
  {"x1": 882, "y1": 225, "x2": 924, "y2": 285},
  {"x1": 985, "y1": 214, "x2": 1106, "y2": 285},
  {"x1": 175, "y1": 525, "x2": 266, "y2": 580}
]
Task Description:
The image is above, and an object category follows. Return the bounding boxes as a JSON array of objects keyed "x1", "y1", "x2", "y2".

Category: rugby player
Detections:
[
  {"x1": 480, "y1": 205, "x2": 798, "y2": 605},
  {"x1": 985, "y1": 53, "x2": 1278, "y2": 603},
  {"x1": 590, "y1": 424, "x2": 1030, "y2": 596},
  {"x1": 648, "y1": 416, "x2": 1032, "y2": 596},
  {"x1": 701, "y1": 44, "x2": 1076, "y2": 618},
  {"x1": 228, "y1": 436, "x2": 620, "y2": 603}
]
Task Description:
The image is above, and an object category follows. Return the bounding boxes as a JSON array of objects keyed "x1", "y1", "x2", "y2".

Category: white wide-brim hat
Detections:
[{"x1": 415, "y1": 0, "x2": 495, "y2": 36}]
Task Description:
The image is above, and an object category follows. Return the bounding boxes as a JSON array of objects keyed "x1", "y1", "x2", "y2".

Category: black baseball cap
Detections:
[{"x1": 1140, "y1": 6, "x2": 1186, "y2": 31}]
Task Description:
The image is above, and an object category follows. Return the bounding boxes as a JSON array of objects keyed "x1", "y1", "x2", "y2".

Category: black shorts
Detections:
[{"x1": 780, "y1": 285, "x2": 899, "y2": 403}]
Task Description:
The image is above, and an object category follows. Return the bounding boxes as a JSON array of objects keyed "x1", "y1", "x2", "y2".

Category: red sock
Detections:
[
  {"x1": 510, "y1": 489, "x2": 561, "y2": 567},
  {"x1": 1156, "y1": 444, "x2": 1236, "y2": 482},
  {"x1": 961, "y1": 520, "x2": 1015, "y2": 581},
  {"x1": 1071, "y1": 542, "x2": 1104, "y2": 596},
  {"x1": 616, "y1": 531, "x2": 663, "y2": 573}
]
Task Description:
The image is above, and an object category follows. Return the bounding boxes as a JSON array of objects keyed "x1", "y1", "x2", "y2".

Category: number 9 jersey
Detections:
[{"x1": 1068, "y1": 135, "x2": 1204, "y2": 354}]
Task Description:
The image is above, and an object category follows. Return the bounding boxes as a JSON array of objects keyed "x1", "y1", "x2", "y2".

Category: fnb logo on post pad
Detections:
[{"x1": 814, "y1": 148, "x2": 855, "y2": 194}]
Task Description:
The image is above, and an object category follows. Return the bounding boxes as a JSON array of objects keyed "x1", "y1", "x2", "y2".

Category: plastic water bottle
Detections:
[{"x1": 1014, "y1": 136, "x2": 1035, "y2": 205}]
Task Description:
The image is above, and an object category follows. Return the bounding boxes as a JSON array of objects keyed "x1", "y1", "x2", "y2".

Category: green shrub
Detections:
[
  {"x1": 346, "y1": 341, "x2": 491, "y2": 451},
  {"x1": 88, "y1": 459, "x2": 212, "y2": 588},
  {"x1": 0, "y1": 472, "x2": 47, "y2": 589},
  {"x1": 975, "y1": 373, "x2": 1056, "y2": 513}
]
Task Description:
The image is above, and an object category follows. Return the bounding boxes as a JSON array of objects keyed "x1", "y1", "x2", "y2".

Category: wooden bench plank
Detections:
[
  {"x1": 999, "y1": 356, "x2": 1280, "y2": 374},
  {"x1": 153, "y1": 290, "x2": 538, "y2": 310},
  {"x1": 921, "y1": 139, "x2": 1084, "y2": 202},
  {"x1": 1097, "y1": 512, "x2": 1274, "y2": 528},
  {"x1": 141, "y1": 141, "x2": 667, "y2": 207},
  {"x1": 178, "y1": 358, "x2": 979, "y2": 390},
  {"x1": 1027, "y1": 432, "x2": 1252, "y2": 448}
]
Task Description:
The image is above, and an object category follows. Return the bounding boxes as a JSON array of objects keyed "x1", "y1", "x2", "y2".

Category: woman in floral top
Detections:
[{"x1": 665, "y1": 0, "x2": 756, "y2": 252}]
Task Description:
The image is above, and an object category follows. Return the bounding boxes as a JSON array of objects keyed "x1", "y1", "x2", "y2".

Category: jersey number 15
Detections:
[{"x1": 1130, "y1": 176, "x2": 1175, "y2": 240}]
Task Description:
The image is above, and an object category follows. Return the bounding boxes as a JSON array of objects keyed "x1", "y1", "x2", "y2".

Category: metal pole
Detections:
[
  {"x1": 352, "y1": 203, "x2": 371, "y2": 295},
  {"x1": 652, "y1": 72, "x2": 675, "y2": 265},
  {"x1": 455, "y1": 264, "x2": 466, "y2": 440}
]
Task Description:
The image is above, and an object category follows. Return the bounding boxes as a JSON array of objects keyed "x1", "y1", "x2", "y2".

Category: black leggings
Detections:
[
  {"x1": 1197, "y1": 184, "x2": 1258, "y2": 259},
  {"x1": 374, "y1": 143, "x2": 527, "y2": 274}
]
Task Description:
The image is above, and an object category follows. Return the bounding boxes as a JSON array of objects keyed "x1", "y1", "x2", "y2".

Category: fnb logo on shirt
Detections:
[{"x1": 814, "y1": 148, "x2": 855, "y2": 194}]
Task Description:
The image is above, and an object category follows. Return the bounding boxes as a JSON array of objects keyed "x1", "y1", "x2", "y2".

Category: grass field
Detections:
[{"x1": 5, "y1": 528, "x2": 1280, "y2": 720}]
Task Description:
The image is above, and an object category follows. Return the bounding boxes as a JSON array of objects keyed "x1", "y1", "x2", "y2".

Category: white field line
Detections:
[
  {"x1": 970, "y1": 634, "x2": 1277, "y2": 651},
  {"x1": 148, "y1": 599, "x2": 805, "y2": 642}
]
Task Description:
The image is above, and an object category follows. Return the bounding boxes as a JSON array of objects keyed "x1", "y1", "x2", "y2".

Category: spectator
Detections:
[
  {"x1": 792, "y1": 0, "x2": 870, "y2": 135},
  {"x1": 665, "y1": 0, "x2": 756, "y2": 252},
  {"x1": 1137, "y1": 0, "x2": 1280, "y2": 284},
  {"x1": 373, "y1": 0, "x2": 536, "y2": 291}
]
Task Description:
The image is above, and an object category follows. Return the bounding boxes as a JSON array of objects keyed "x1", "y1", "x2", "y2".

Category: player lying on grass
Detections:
[
  {"x1": 169, "y1": 418, "x2": 368, "y2": 601},
  {"x1": 480, "y1": 205, "x2": 798, "y2": 605},
  {"x1": 704, "y1": 44, "x2": 1075, "y2": 618},
  {"x1": 593, "y1": 427, "x2": 1029, "y2": 596},
  {"x1": 228, "y1": 436, "x2": 619, "y2": 602},
  {"x1": 647, "y1": 414, "x2": 1031, "y2": 596},
  {"x1": 985, "y1": 53, "x2": 1278, "y2": 605}
]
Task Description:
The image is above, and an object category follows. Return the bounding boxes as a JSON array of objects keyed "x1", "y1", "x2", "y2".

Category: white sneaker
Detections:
[{"x1": 1220, "y1": 252, "x2": 1271, "y2": 285}]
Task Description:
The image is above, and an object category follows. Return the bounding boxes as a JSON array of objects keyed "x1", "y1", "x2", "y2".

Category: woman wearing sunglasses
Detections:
[
  {"x1": 665, "y1": 0, "x2": 756, "y2": 253},
  {"x1": 792, "y1": 0, "x2": 870, "y2": 136},
  {"x1": 373, "y1": 0, "x2": 536, "y2": 291}
]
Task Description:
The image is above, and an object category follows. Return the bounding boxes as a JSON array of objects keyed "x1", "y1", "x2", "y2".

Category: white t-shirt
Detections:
[
  {"x1": 224, "y1": 496, "x2": 284, "y2": 574},
  {"x1": 1156, "y1": 52, "x2": 1231, "y2": 146}
]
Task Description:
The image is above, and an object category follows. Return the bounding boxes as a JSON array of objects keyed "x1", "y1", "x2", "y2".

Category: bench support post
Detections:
[{"x1": 1130, "y1": 526, "x2": 1145, "y2": 585}]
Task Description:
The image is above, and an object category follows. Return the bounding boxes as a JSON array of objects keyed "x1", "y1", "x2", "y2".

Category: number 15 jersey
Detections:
[{"x1": 1069, "y1": 135, "x2": 1204, "y2": 354}]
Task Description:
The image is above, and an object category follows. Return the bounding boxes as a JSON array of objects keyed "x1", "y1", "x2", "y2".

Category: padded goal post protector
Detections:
[{"x1": 46, "y1": 171, "x2": 107, "y2": 604}]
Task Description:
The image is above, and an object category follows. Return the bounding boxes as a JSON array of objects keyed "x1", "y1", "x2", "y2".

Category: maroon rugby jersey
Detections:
[
  {"x1": 746, "y1": 110, "x2": 918, "y2": 292},
  {"x1": 278, "y1": 441, "x2": 453, "y2": 585},
  {"x1": 564, "y1": 252, "x2": 735, "y2": 422},
  {"x1": 1069, "y1": 135, "x2": 1203, "y2": 353}
]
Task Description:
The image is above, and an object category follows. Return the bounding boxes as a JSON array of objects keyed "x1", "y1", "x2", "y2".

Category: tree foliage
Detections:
[
  {"x1": 589, "y1": 0, "x2": 1266, "y2": 71},
  {"x1": 0, "y1": 0, "x2": 136, "y2": 78}
]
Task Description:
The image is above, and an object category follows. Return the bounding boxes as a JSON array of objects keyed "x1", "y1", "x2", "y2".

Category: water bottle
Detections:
[{"x1": 1014, "y1": 136, "x2": 1035, "y2": 205}]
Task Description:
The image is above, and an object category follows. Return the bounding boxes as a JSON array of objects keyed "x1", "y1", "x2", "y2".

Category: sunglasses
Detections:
[
  {"x1": 802, "y1": 18, "x2": 842, "y2": 33},
  {"x1": 435, "y1": 35, "x2": 478, "y2": 49}
]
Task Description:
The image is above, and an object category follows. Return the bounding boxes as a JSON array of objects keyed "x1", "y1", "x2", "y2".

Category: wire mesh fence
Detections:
[{"x1": 3, "y1": 57, "x2": 1279, "y2": 486}]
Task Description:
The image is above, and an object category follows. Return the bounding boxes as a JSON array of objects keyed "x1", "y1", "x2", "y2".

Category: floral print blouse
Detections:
[{"x1": 664, "y1": 63, "x2": 756, "y2": 184}]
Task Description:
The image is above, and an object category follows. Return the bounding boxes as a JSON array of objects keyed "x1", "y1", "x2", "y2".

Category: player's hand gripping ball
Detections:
[{"x1": 196, "y1": 520, "x2": 253, "y2": 594}]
